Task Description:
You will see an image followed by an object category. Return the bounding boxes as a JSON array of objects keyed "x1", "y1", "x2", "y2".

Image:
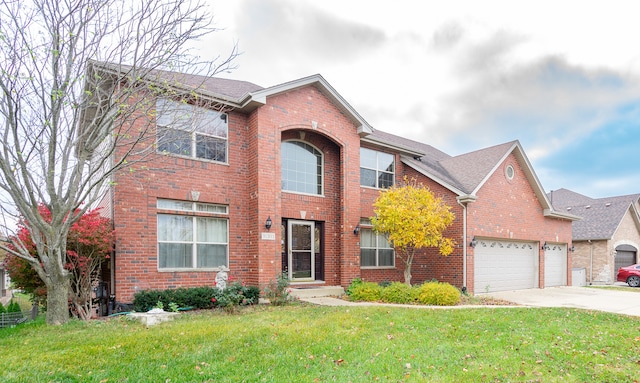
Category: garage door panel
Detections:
[
  {"x1": 544, "y1": 244, "x2": 566, "y2": 287},
  {"x1": 474, "y1": 240, "x2": 537, "y2": 293}
]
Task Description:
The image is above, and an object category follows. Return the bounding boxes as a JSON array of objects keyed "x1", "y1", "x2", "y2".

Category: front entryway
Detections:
[{"x1": 287, "y1": 220, "x2": 315, "y2": 281}]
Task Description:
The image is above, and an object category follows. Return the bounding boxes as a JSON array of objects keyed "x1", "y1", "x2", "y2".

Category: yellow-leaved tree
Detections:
[{"x1": 372, "y1": 177, "x2": 456, "y2": 285}]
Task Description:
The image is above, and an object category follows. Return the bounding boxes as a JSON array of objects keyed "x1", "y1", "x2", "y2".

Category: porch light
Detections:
[
  {"x1": 265, "y1": 216, "x2": 272, "y2": 230},
  {"x1": 469, "y1": 237, "x2": 477, "y2": 248},
  {"x1": 353, "y1": 225, "x2": 360, "y2": 235},
  {"x1": 570, "y1": 245, "x2": 575, "y2": 252}
]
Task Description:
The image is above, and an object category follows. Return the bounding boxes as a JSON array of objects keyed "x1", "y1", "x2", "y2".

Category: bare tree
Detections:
[{"x1": 0, "y1": 0, "x2": 237, "y2": 324}]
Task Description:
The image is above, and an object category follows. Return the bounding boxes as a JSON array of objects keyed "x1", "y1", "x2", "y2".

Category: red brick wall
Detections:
[
  {"x1": 110, "y1": 87, "x2": 572, "y2": 304},
  {"x1": 358, "y1": 152, "x2": 572, "y2": 294},
  {"x1": 359, "y1": 159, "x2": 465, "y2": 287},
  {"x1": 111, "y1": 84, "x2": 363, "y2": 304},
  {"x1": 466, "y1": 154, "x2": 573, "y2": 293},
  {"x1": 112, "y1": 107, "x2": 255, "y2": 303},
  {"x1": 252, "y1": 85, "x2": 362, "y2": 287}
]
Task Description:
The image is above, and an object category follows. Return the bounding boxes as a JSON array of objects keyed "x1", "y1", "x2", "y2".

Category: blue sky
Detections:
[{"x1": 199, "y1": 0, "x2": 640, "y2": 198}]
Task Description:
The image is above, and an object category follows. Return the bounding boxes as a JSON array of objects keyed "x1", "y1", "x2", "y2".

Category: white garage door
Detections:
[
  {"x1": 474, "y1": 239, "x2": 537, "y2": 293},
  {"x1": 544, "y1": 244, "x2": 567, "y2": 287}
]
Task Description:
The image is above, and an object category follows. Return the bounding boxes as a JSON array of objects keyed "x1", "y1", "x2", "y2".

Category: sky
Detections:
[{"x1": 197, "y1": 0, "x2": 640, "y2": 199}]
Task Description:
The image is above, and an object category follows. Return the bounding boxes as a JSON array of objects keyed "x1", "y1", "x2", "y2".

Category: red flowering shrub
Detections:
[{"x1": 3, "y1": 205, "x2": 114, "y2": 319}]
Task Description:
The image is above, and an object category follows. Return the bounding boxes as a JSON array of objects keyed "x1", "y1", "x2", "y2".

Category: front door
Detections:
[{"x1": 288, "y1": 220, "x2": 315, "y2": 281}]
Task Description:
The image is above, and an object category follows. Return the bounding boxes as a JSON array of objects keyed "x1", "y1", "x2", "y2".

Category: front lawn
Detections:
[{"x1": 1, "y1": 305, "x2": 638, "y2": 382}]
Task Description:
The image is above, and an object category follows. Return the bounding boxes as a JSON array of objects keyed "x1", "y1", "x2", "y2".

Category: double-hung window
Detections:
[
  {"x1": 157, "y1": 199, "x2": 229, "y2": 270},
  {"x1": 360, "y1": 148, "x2": 394, "y2": 188},
  {"x1": 156, "y1": 98, "x2": 228, "y2": 163},
  {"x1": 359, "y1": 220, "x2": 394, "y2": 268}
]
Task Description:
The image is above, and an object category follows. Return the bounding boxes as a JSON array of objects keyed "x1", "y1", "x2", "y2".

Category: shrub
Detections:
[
  {"x1": 263, "y1": 273, "x2": 291, "y2": 306},
  {"x1": 415, "y1": 281, "x2": 461, "y2": 306},
  {"x1": 348, "y1": 281, "x2": 382, "y2": 302},
  {"x1": 0, "y1": 302, "x2": 5, "y2": 314},
  {"x1": 211, "y1": 282, "x2": 260, "y2": 313},
  {"x1": 132, "y1": 283, "x2": 260, "y2": 312},
  {"x1": 345, "y1": 277, "x2": 363, "y2": 297},
  {"x1": 6, "y1": 300, "x2": 23, "y2": 313},
  {"x1": 380, "y1": 282, "x2": 417, "y2": 304}
]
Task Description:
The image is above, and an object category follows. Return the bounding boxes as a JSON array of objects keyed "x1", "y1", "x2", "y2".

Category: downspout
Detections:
[
  {"x1": 458, "y1": 200, "x2": 467, "y2": 292},
  {"x1": 589, "y1": 239, "x2": 593, "y2": 285},
  {"x1": 456, "y1": 195, "x2": 476, "y2": 292}
]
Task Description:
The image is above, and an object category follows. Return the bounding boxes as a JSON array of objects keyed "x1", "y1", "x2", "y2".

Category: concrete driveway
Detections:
[{"x1": 485, "y1": 286, "x2": 640, "y2": 317}]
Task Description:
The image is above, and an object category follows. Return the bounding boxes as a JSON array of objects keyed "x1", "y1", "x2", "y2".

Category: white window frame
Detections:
[
  {"x1": 156, "y1": 98, "x2": 228, "y2": 163},
  {"x1": 281, "y1": 140, "x2": 324, "y2": 196},
  {"x1": 360, "y1": 147, "x2": 395, "y2": 189},
  {"x1": 157, "y1": 199, "x2": 229, "y2": 271}
]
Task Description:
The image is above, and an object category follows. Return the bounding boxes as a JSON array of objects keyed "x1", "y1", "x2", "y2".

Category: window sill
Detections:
[
  {"x1": 360, "y1": 266, "x2": 396, "y2": 270},
  {"x1": 158, "y1": 268, "x2": 223, "y2": 273},
  {"x1": 156, "y1": 151, "x2": 229, "y2": 166}
]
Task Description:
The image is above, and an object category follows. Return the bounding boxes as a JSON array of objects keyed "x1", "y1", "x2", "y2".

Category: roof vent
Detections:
[
  {"x1": 605, "y1": 203, "x2": 611, "y2": 207},
  {"x1": 566, "y1": 207, "x2": 572, "y2": 211},
  {"x1": 585, "y1": 205, "x2": 591, "y2": 209}
]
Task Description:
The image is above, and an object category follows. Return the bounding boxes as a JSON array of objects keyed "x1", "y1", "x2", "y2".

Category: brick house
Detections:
[
  {"x1": 88, "y1": 63, "x2": 578, "y2": 308},
  {"x1": 549, "y1": 188, "x2": 640, "y2": 285}
]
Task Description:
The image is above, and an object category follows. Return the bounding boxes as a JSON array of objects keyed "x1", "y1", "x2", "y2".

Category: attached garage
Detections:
[
  {"x1": 474, "y1": 239, "x2": 538, "y2": 293},
  {"x1": 614, "y1": 244, "x2": 637, "y2": 272},
  {"x1": 544, "y1": 244, "x2": 567, "y2": 287}
]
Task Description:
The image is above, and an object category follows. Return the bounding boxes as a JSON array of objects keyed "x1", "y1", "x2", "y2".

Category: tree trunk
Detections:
[
  {"x1": 403, "y1": 267, "x2": 412, "y2": 286},
  {"x1": 403, "y1": 249, "x2": 415, "y2": 286},
  {"x1": 45, "y1": 275, "x2": 71, "y2": 325}
]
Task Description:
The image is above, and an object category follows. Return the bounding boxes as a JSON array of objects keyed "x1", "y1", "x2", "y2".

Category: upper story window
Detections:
[
  {"x1": 360, "y1": 148, "x2": 394, "y2": 189},
  {"x1": 156, "y1": 98, "x2": 228, "y2": 163},
  {"x1": 281, "y1": 140, "x2": 323, "y2": 195},
  {"x1": 157, "y1": 199, "x2": 229, "y2": 270}
]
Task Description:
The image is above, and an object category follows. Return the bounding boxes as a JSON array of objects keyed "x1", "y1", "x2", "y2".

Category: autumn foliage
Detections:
[
  {"x1": 3, "y1": 205, "x2": 114, "y2": 319},
  {"x1": 372, "y1": 177, "x2": 455, "y2": 285}
]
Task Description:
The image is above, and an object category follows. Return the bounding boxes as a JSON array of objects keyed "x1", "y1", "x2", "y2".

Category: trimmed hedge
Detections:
[
  {"x1": 132, "y1": 283, "x2": 260, "y2": 312},
  {"x1": 345, "y1": 279, "x2": 461, "y2": 306},
  {"x1": 380, "y1": 282, "x2": 416, "y2": 304},
  {"x1": 415, "y1": 281, "x2": 461, "y2": 306},
  {"x1": 348, "y1": 281, "x2": 383, "y2": 302}
]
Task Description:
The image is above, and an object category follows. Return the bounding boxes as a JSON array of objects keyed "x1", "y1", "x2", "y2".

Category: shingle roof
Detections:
[
  {"x1": 549, "y1": 189, "x2": 640, "y2": 240},
  {"x1": 373, "y1": 131, "x2": 518, "y2": 195},
  {"x1": 91, "y1": 61, "x2": 264, "y2": 102}
]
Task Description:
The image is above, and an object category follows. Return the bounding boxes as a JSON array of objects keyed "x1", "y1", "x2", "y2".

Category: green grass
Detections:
[
  {"x1": 1, "y1": 304, "x2": 639, "y2": 382},
  {"x1": 588, "y1": 284, "x2": 640, "y2": 293}
]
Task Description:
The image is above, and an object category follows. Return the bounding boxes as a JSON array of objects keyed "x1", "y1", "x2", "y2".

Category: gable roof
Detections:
[
  {"x1": 377, "y1": 133, "x2": 578, "y2": 220},
  {"x1": 549, "y1": 189, "x2": 640, "y2": 240}
]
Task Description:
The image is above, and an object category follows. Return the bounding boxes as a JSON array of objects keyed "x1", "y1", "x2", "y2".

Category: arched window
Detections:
[{"x1": 281, "y1": 140, "x2": 323, "y2": 195}]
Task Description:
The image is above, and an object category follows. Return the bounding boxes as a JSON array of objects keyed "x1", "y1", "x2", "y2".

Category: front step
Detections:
[{"x1": 289, "y1": 286, "x2": 345, "y2": 298}]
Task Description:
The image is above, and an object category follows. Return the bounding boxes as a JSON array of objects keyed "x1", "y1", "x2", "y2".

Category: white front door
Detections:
[{"x1": 288, "y1": 220, "x2": 315, "y2": 281}]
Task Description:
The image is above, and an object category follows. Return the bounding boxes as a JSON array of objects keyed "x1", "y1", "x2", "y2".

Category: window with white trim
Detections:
[
  {"x1": 156, "y1": 98, "x2": 228, "y2": 163},
  {"x1": 360, "y1": 148, "x2": 394, "y2": 189},
  {"x1": 157, "y1": 199, "x2": 229, "y2": 270},
  {"x1": 359, "y1": 219, "x2": 394, "y2": 268},
  {"x1": 281, "y1": 140, "x2": 323, "y2": 195}
]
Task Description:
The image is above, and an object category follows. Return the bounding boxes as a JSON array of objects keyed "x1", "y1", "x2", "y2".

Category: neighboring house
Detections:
[
  {"x1": 85, "y1": 62, "x2": 578, "y2": 309},
  {"x1": 549, "y1": 188, "x2": 640, "y2": 284}
]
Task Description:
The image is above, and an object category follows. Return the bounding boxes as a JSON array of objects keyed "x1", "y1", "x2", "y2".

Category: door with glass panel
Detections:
[{"x1": 288, "y1": 220, "x2": 315, "y2": 281}]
